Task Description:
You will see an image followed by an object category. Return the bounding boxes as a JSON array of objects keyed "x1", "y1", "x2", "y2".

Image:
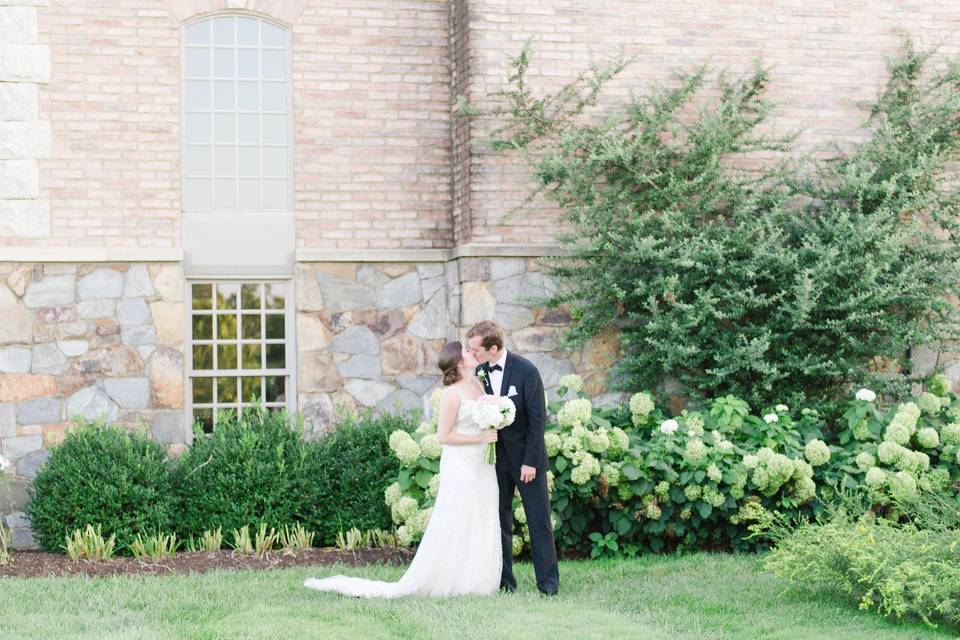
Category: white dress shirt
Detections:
[{"x1": 489, "y1": 348, "x2": 508, "y2": 396}]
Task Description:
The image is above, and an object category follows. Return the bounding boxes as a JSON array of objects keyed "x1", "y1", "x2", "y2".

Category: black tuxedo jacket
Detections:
[{"x1": 477, "y1": 351, "x2": 549, "y2": 473}]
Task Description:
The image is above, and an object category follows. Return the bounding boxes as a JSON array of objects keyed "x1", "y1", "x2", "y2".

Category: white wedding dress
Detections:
[{"x1": 303, "y1": 386, "x2": 502, "y2": 598}]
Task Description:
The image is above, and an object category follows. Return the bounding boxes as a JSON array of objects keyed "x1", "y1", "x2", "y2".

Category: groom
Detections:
[{"x1": 467, "y1": 320, "x2": 559, "y2": 596}]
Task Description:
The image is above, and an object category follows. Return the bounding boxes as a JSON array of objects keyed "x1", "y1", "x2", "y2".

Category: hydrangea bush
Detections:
[{"x1": 383, "y1": 375, "x2": 960, "y2": 558}]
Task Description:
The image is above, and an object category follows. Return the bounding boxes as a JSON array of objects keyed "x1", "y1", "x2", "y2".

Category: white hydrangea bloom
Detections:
[
  {"x1": 865, "y1": 467, "x2": 886, "y2": 488},
  {"x1": 855, "y1": 452, "x2": 875, "y2": 471},
  {"x1": 763, "y1": 413, "x2": 778, "y2": 424},
  {"x1": 775, "y1": 404, "x2": 789, "y2": 413},
  {"x1": 917, "y1": 392, "x2": 942, "y2": 416},
  {"x1": 389, "y1": 429, "x2": 412, "y2": 452},
  {"x1": 585, "y1": 428, "x2": 610, "y2": 454},
  {"x1": 559, "y1": 374, "x2": 583, "y2": 393},
  {"x1": 916, "y1": 427, "x2": 939, "y2": 449},
  {"x1": 629, "y1": 392, "x2": 655, "y2": 426},
  {"x1": 942, "y1": 422, "x2": 960, "y2": 445},
  {"x1": 659, "y1": 419, "x2": 679, "y2": 435},
  {"x1": 557, "y1": 398, "x2": 593, "y2": 429},
  {"x1": 391, "y1": 496, "x2": 419, "y2": 524},
  {"x1": 544, "y1": 431, "x2": 562, "y2": 457},
  {"x1": 394, "y1": 439, "x2": 422, "y2": 466},
  {"x1": 384, "y1": 482, "x2": 402, "y2": 506},
  {"x1": 855, "y1": 388, "x2": 877, "y2": 402},
  {"x1": 419, "y1": 434, "x2": 442, "y2": 459},
  {"x1": 706, "y1": 463, "x2": 723, "y2": 483},
  {"x1": 804, "y1": 439, "x2": 830, "y2": 466},
  {"x1": 396, "y1": 525, "x2": 413, "y2": 546}
]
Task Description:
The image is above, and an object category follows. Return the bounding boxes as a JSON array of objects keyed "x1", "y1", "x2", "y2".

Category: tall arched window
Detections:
[
  {"x1": 182, "y1": 14, "x2": 291, "y2": 211},
  {"x1": 181, "y1": 14, "x2": 295, "y2": 432}
]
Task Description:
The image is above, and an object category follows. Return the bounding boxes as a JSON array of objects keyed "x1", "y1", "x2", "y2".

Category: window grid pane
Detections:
[
  {"x1": 183, "y1": 15, "x2": 290, "y2": 212},
  {"x1": 188, "y1": 280, "x2": 291, "y2": 433}
]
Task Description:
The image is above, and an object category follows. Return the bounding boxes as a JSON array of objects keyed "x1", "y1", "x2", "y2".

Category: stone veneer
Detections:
[
  {"x1": 0, "y1": 0, "x2": 51, "y2": 238},
  {"x1": 295, "y1": 255, "x2": 622, "y2": 437},
  {"x1": 0, "y1": 253, "x2": 620, "y2": 548},
  {"x1": 0, "y1": 262, "x2": 187, "y2": 548}
]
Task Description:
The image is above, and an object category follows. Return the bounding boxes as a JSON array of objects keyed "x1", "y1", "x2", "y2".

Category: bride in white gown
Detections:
[{"x1": 303, "y1": 341, "x2": 502, "y2": 598}]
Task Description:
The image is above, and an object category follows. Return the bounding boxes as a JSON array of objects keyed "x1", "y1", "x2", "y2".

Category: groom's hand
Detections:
[{"x1": 519, "y1": 465, "x2": 536, "y2": 483}]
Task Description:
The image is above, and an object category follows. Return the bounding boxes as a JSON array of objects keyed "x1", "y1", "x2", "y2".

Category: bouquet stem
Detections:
[{"x1": 484, "y1": 443, "x2": 497, "y2": 465}]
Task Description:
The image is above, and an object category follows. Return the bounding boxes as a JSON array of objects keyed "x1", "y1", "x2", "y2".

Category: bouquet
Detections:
[{"x1": 471, "y1": 395, "x2": 517, "y2": 464}]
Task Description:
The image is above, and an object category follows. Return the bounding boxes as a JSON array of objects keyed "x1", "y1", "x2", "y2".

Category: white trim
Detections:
[
  {"x1": 186, "y1": 278, "x2": 296, "y2": 431},
  {"x1": 0, "y1": 248, "x2": 183, "y2": 262}
]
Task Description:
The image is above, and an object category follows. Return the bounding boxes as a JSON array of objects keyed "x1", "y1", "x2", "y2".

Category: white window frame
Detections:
[
  {"x1": 181, "y1": 12, "x2": 294, "y2": 214},
  {"x1": 186, "y1": 278, "x2": 297, "y2": 433}
]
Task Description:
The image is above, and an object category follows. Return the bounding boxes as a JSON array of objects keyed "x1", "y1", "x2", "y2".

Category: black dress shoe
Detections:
[
  {"x1": 538, "y1": 589, "x2": 558, "y2": 597},
  {"x1": 499, "y1": 585, "x2": 516, "y2": 593}
]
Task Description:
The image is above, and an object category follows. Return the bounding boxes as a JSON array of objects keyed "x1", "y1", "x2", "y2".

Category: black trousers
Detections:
[{"x1": 496, "y1": 461, "x2": 560, "y2": 594}]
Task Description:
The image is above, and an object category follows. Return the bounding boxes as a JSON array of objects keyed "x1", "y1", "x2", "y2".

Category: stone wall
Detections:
[
  {"x1": 0, "y1": 261, "x2": 187, "y2": 548},
  {"x1": 295, "y1": 254, "x2": 620, "y2": 437}
]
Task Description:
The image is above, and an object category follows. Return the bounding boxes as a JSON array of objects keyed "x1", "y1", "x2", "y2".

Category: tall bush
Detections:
[
  {"x1": 170, "y1": 408, "x2": 308, "y2": 538},
  {"x1": 27, "y1": 419, "x2": 175, "y2": 554},
  {"x1": 298, "y1": 411, "x2": 414, "y2": 545},
  {"x1": 465, "y1": 42, "x2": 960, "y2": 410}
]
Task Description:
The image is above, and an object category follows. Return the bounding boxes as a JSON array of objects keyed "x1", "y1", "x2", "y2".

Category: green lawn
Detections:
[{"x1": 0, "y1": 554, "x2": 953, "y2": 639}]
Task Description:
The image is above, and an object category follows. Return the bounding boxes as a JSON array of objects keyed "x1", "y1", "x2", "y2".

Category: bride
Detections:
[{"x1": 303, "y1": 341, "x2": 502, "y2": 598}]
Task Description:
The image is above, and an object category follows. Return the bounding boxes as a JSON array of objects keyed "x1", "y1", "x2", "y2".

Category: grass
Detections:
[{"x1": 0, "y1": 554, "x2": 953, "y2": 639}]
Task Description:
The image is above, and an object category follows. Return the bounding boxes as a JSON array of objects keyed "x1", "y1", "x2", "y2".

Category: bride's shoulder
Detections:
[{"x1": 439, "y1": 384, "x2": 465, "y2": 403}]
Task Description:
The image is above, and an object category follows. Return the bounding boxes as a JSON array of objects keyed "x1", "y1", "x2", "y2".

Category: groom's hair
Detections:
[{"x1": 466, "y1": 320, "x2": 504, "y2": 351}]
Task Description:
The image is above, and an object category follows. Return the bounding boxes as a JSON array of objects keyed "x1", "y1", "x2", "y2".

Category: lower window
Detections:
[{"x1": 188, "y1": 280, "x2": 293, "y2": 433}]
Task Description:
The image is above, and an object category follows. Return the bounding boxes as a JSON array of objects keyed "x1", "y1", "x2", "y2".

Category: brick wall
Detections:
[
  {"x1": 4, "y1": 0, "x2": 453, "y2": 250},
  {"x1": 459, "y1": 0, "x2": 960, "y2": 244},
  {"x1": 3, "y1": 0, "x2": 958, "y2": 250}
]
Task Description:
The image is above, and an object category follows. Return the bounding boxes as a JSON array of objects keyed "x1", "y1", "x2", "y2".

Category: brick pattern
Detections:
[
  {"x1": 292, "y1": 0, "x2": 453, "y2": 249},
  {"x1": 449, "y1": 0, "x2": 471, "y2": 246},
  {"x1": 460, "y1": 0, "x2": 960, "y2": 245},
  {"x1": 2, "y1": 0, "x2": 959, "y2": 249}
]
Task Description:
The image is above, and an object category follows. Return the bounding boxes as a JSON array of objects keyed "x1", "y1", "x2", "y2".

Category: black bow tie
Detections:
[{"x1": 486, "y1": 363, "x2": 502, "y2": 372}]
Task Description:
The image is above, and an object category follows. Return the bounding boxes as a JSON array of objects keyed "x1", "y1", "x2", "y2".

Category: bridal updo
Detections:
[{"x1": 438, "y1": 341, "x2": 464, "y2": 386}]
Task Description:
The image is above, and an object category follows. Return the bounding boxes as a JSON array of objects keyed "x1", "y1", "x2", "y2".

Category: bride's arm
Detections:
[{"x1": 436, "y1": 391, "x2": 497, "y2": 446}]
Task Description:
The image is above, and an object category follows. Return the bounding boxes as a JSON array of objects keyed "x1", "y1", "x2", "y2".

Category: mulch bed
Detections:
[{"x1": 0, "y1": 547, "x2": 415, "y2": 579}]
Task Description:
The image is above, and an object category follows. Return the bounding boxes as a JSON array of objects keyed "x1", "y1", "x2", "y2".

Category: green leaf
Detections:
[
  {"x1": 415, "y1": 469, "x2": 433, "y2": 489},
  {"x1": 696, "y1": 502, "x2": 712, "y2": 519},
  {"x1": 555, "y1": 457, "x2": 568, "y2": 473},
  {"x1": 588, "y1": 532, "x2": 603, "y2": 542},
  {"x1": 621, "y1": 463, "x2": 642, "y2": 480},
  {"x1": 591, "y1": 415, "x2": 612, "y2": 429}
]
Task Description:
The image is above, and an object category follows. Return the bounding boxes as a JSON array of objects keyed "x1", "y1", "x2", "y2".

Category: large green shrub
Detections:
[
  {"x1": 170, "y1": 408, "x2": 309, "y2": 537},
  {"x1": 465, "y1": 42, "x2": 960, "y2": 410},
  {"x1": 762, "y1": 493, "x2": 960, "y2": 628},
  {"x1": 298, "y1": 412, "x2": 415, "y2": 546},
  {"x1": 384, "y1": 376, "x2": 960, "y2": 558},
  {"x1": 26, "y1": 419, "x2": 175, "y2": 554}
]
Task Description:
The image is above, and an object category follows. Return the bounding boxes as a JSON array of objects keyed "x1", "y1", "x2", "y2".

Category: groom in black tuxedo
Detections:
[{"x1": 467, "y1": 320, "x2": 559, "y2": 596}]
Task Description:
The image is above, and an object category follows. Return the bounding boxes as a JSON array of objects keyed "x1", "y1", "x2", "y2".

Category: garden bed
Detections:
[{"x1": 0, "y1": 546, "x2": 414, "y2": 579}]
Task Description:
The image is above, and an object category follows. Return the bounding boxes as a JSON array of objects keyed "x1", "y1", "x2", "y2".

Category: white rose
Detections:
[
  {"x1": 763, "y1": 413, "x2": 778, "y2": 424},
  {"x1": 660, "y1": 419, "x2": 679, "y2": 435},
  {"x1": 855, "y1": 388, "x2": 877, "y2": 402}
]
